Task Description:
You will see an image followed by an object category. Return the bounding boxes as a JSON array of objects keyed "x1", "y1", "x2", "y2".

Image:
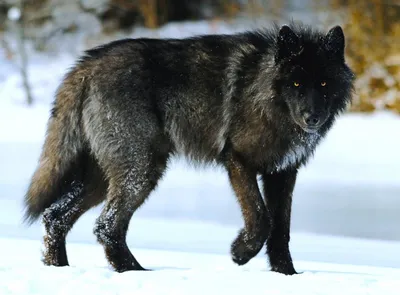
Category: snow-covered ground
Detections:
[
  {"x1": 1, "y1": 229, "x2": 400, "y2": 295},
  {"x1": 0, "y1": 19, "x2": 400, "y2": 294}
]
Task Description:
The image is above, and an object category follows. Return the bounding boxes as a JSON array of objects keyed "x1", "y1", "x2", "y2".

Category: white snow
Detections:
[
  {"x1": 1, "y1": 231, "x2": 400, "y2": 295},
  {"x1": 0, "y1": 19, "x2": 400, "y2": 294}
]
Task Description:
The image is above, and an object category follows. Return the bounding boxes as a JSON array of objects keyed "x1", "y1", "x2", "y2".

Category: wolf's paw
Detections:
[
  {"x1": 41, "y1": 236, "x2": 69, "y2": 267},
  {"x1": 230, "y1": 229, "x2": 267, "y2": 265},
  {"x1": 271, "y1": 263, "x2": 298, "y2": 275},
  {"x1": 268, "y1": 246, "x2": 298, "y2": 275},
  {"x1": 269, "y1": 253, "x2": 298, "y2": 275}
]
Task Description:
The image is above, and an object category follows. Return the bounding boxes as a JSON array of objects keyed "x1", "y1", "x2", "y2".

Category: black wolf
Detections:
[{"x1": 23, "y1": 22, "x2": 354, "y2": 275}]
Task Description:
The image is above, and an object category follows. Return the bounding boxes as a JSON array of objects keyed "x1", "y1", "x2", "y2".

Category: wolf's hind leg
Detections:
[
  {"x1": 87, "y1": 98, "x2": 170, "y2": 272},
  {"x1": 42, "y1": 160, "x2": 107, "y2": 266},
  {"x1": 93, "y1": 150, "x2": 167, "y2": 272},
  {"x1": 42, "y1": 181, "x2": 84, "y2": 266}
]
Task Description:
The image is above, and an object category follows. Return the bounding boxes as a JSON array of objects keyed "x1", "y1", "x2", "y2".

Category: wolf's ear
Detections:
[
  {"x1": 275, "y1": 25, "x2": 302, "y2": 62},
  {"x1": 324, "y1": 25, "x2": 345, "y2": 60}
]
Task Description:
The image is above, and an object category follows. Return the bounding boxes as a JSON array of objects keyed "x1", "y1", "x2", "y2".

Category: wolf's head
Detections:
[{"x1": 271, "y1": 24, "x2": 355, "y2": 133}]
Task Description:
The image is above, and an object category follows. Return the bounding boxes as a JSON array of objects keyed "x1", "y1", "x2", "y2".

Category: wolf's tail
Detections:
[{"x1": 23, "y1": 65, "x2": 88, "y2": 224}]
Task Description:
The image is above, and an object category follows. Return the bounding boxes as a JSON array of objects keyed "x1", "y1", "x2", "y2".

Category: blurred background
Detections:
[
  {"x1": 1, "y1": 0, "x2": 399, "y2": 112},
  {"x1": 0, "y1": 0, "x2": 399, "y2": 255}
]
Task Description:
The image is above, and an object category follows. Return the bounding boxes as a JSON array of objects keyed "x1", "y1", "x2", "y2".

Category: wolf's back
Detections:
[{"x1": 23, "y1": 64, "x2": 89, "y2": 224}]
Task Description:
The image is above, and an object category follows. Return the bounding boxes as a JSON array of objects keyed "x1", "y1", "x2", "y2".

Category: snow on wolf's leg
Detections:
[
  {"x1": 225, "y1": 151, "x2": 271, "y2": 266},
  {"x1": 93, "y1": 150, "x2": 168, "y2": 272},
  {"x1": 43, "y1": 157, "x2": 108, "y2": 266},
  {"x1": 42, "y1": 181, "x2": 84, "y2": 266},
  {"x1": 262, "y1": 168, "x2": 298, "y2": 275},
  {"x1": 41, "y1": 159, "x2": 107, "y2": 267}
]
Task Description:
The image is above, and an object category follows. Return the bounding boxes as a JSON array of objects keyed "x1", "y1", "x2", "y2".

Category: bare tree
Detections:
[{"x1": 9, "y1": 0, "x2": 33, "y2": 106}]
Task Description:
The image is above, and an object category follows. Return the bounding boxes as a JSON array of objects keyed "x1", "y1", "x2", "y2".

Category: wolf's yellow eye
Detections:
[
  {"x1": 321, "y1": 81, "x2": 327, "y2": 86},
  {"x1": 294, "y1": 82, "x2": 300, "y2": 87}
]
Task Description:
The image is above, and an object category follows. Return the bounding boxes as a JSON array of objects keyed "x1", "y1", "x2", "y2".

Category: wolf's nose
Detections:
[{"x1": 303, "y1": 113, "x2": 320, "y2": 126}]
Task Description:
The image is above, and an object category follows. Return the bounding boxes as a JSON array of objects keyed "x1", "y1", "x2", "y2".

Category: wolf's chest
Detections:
[
  {"x1": 273, "y1": 134, "x2": 319, "y2": 172},
  {"x1": 274, "y1": 144, "x2": 309, "y2": 171}
]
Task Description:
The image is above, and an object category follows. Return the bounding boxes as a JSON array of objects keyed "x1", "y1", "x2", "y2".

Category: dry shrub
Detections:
[
  {"x1": 340, "y1": 0, "x2": 400, "y2": 114},
  {"x1": 230, "y1": 0, "x2": 400, "y2": 115},
  {"x1": 103, "y1": 0, "x2": 240, "y2": 31}
]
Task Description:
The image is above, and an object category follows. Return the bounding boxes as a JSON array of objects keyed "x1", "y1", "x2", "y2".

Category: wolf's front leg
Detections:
[
  {"x1": 262, "y1": 168, "x2": 298, "y2": 275},
  {"x1": 225, "y1": 152, "x2": 271, "y2": 266}
]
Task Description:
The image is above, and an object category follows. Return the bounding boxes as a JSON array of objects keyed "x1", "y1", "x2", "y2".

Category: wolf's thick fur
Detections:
[{"x1": 24, "y1": 22, "x2": 354, "y2": 274}]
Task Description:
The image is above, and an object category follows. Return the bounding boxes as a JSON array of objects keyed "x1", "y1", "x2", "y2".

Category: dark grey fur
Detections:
[{"x1": 23, "y1": 21, "x2": 355, "y2": 275}]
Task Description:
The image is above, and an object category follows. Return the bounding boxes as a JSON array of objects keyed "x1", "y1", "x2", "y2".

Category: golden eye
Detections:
[
  {"x1": 321, "y1": 81, "x2": 327, "y2": 86},
  {"x1": 294, "y1": 82, "x2": 300, "y2": 87}
]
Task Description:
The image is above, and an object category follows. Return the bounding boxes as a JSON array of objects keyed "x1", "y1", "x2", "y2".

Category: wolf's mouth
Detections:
[
  {"x1": 292, "y1": 118, "x2": 322, "y2": 134},
  {"x1": 299, "y1": 125, "x2": 320, "y2": 134}
]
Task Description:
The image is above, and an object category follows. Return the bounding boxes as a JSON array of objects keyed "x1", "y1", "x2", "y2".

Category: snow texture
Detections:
[
  {"x1": 0, "y1": 19, "x2": 400, "y2": 294},
  {"x1": 1, "y1": 233, "x2": 400, "y2": 295},
  {"x1": 42, "y1": 181, "x2": 84, "y2": 240}
]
